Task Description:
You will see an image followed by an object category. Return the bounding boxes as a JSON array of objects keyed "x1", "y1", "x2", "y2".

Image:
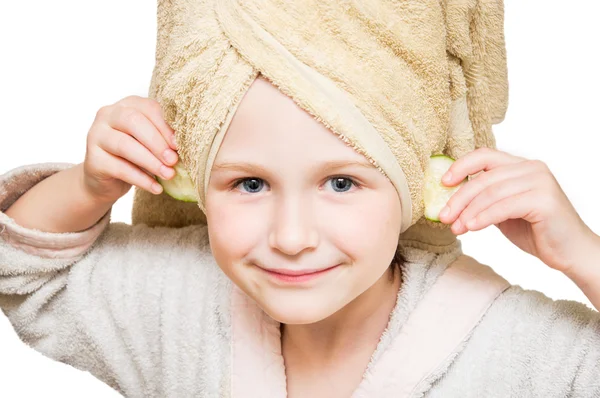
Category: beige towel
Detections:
[{"x1": 131, "y1": 0, "x2": 508, "y2": 251}]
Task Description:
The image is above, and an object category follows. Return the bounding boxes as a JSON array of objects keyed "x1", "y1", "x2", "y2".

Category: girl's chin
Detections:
[
  {"x1": 269, "y1": 314, "x2": 331, "y2": 325},
  {"x1": 259, "y1": 302, "x2": 340, "y2": 325}
]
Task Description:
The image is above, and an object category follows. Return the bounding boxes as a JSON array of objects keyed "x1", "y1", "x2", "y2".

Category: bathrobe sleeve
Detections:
[{"x1": 0, "y1": 163, "x2": 230, "y2": 397}]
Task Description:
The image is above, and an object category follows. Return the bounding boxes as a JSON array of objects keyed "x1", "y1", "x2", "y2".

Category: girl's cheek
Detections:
[{"x1": 208, "y1": 204, "x2": 263, "y2": 261}]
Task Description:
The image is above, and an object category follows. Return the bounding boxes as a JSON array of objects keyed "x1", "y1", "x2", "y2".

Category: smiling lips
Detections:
[{"x1": 260, "y1": 264, "x2": 340, "y2": 283}]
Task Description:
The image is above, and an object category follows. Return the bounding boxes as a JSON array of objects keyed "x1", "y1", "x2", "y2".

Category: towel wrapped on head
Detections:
[{"x1": 131, "y1": 0, "x2": 508, "y2": 252}]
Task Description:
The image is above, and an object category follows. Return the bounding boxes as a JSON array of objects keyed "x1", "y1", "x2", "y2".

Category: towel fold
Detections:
[{"x1": 132, "y1": 0, "x2": 508, "y2": 246}]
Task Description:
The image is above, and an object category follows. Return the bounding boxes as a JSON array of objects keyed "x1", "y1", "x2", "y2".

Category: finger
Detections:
[
  {"x1": 461, "y1": 190, "x2": 534, "y2": 232},
  {"x1": 101, "y1": 149, "x2": 164, "y2": 195},
  {"x1": 452, "y1": 176, "x2": 535, "y2": 234},
  {"x1": 109, "y1": 104, "x2": 179, "y2": 167},
  {"x1": 98, "y1": 127, "x2": 176, "y2": 181},
  {"x1": 440, "y1": 160, "x2": 537, "y2": 224},
  {"x1": 442, "y1": 147, "x2": 525, "y2": 187},
  {"x1": 119, "y1": 95, "x2": 178, "y2": 151}
]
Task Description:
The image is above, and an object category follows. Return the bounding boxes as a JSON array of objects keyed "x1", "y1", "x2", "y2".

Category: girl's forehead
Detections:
[
  {"x1": 222, "y1": 77, "x2": 365, "y2": 159},
  {"x1": 232, "y1": 76, "x2": 311, "y2": 126}
]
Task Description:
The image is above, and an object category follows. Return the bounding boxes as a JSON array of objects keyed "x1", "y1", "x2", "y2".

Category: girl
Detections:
[
  {"x1": 2, "y1": 1, "x2": 600, "y2": 398},
  {"x1": 2, "y1": 75, "x2": 600, "y2": 397}
]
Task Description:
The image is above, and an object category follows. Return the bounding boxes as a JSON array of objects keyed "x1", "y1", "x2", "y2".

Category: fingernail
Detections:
[
  {"x1": 452, "y1": 219, "x2": 462, "y2": 231},
  {"x1": 152, "y1": 183, "x2": 163, "y2": 194},
  {"x1": 439, "y1": 205, "x2": 450, "y2": 219},
  {"x1": 163, "y1": 149, "x2": 178, "y2": 164},
  {"x1": 443, "y1": 172, "x2": 452, "y2": 183},
  {"x1": 171, "y1": 135, "x2": 178, "y2": 150},
  {"x1": 160, "y1": 165, "x2": 175, "y2": 179}
]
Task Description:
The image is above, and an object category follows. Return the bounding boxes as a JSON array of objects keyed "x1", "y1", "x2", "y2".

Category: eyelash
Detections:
[{"x1": 230, "y1": 176, "x2": 362, "y2": 194}]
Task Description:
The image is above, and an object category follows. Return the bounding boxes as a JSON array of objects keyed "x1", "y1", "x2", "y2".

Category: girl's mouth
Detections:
[{"x1": 259, "y1": 264, "x2": 341, "y2": 283}]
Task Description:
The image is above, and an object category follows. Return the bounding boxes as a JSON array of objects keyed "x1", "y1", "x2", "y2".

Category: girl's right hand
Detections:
[{"x1": 82, "y1": 95, "x2": 180, "y2": 204}]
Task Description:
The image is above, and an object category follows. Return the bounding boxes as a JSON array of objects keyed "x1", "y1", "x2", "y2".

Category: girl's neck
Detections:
[{"x1": 281, "y1": 267, "x2": 401, "y2": 368}]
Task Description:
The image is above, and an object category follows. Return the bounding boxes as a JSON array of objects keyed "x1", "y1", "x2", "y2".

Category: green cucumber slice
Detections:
[
  {"x1": 154, "y1": 160, "x2": 198, "y2": 203},
  {"x1": 423, "y1": 155, "x2": 466, "y2": 222}
]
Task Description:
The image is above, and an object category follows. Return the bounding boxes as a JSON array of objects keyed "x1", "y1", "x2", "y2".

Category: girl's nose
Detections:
[{"x1": 268, "y1": 198, "x2": 319, "y2": 256}]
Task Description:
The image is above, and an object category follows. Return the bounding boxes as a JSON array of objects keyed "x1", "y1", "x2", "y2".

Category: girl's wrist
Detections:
[
  {"x1": 562, "y1": 231, "x2": 600, "y2": 311},
  {"x1": 76, "y1": 163, "x2": 119, "y2": 207}
]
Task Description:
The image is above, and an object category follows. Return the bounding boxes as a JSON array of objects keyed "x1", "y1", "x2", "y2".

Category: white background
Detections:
[{"x1": 1, "y1": 1, "x2": 599, "y2": 396}]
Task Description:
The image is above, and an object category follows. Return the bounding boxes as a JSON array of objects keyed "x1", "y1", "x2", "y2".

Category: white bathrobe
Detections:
[{"x1": 1, "y1": 163, "x2": 599, "y2": 397}]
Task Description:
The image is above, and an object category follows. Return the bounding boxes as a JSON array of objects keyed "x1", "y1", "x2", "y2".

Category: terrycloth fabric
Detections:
[
  {"x1": 131, "y1": 0, "x2": 509, "y2": 242},
  {"x1": 3, "y1": 164, "x2": 600, "y2": 397}
]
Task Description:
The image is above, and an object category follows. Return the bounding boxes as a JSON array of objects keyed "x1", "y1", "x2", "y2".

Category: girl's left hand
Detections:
[{"x1": 438, "y1": 147, "x2": 599, "y2": 276}]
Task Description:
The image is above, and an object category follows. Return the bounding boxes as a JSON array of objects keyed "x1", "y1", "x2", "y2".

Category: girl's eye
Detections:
[
  {"x1": 326, "y1": 177, "x2": 358, "y2": 193},
  {"x1": 231, "y1": 176, "x2": 360, "y2": 194},
  {"x1": 235, "y1": 178, "x2": 265, "y2": 194}
]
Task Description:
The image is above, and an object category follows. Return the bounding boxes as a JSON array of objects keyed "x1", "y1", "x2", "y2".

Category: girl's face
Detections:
[{"x1": 205, "y1": 76, "x2": 402, "y2": 324}]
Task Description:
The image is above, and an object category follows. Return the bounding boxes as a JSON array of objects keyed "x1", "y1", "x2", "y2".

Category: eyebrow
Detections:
[{"x1": 212, "y1": 159, "x2": 375, "y2": 174}]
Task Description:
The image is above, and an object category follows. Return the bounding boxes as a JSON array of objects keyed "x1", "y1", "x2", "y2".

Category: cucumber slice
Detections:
[
  {"x1": 423, "y1": 155, "x2": 466, "y2": 222},
  {"x1": 154, "y1": 160, "x2": 198, "y2": 203}
]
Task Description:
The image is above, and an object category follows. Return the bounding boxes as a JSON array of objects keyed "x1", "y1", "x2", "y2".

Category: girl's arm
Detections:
[
  {"x1": 3, "y1": 162, "x2": 113, "y2": 234},
  {"x1": 0, "y1": 163, "x2": 229, "y2": 397},
  {"x1": 562, "y1": 241, "x2": 600, "y2": 312}
]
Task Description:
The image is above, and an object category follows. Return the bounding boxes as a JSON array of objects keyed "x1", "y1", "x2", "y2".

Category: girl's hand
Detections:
[
  {"x1": 82, "y1": 95, "x2": 179, "y2": 204},
  {"x1": 438, "y1": 147, "x2": 599, "y2": 275}
]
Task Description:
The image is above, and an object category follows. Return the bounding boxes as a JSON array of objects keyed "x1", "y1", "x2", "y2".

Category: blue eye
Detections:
[
  {"x1": 328, "y1": 177, "x2": 355, "y2": 193},
  {"x1": 237, "y1": 178, "x2": 264, "y2": 194},
  {"x1": 232, "y1": 176, "x2": 360, "y2": 194}
]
